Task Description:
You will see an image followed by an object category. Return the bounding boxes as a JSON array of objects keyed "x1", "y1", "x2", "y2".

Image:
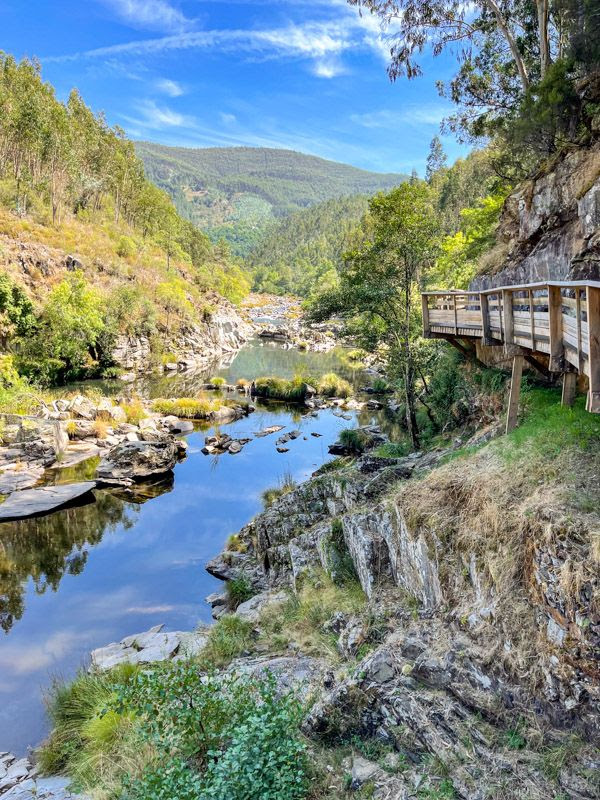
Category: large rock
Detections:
[
  {"x1": 0, "y1": 482, "x2": 96, "y2": 521},
  {"x1": 96, "y1": 440, "x2": 183, "y2": 484},
  {"x1": 90, "y1": 624, "x2": 211, "y2": 670}
]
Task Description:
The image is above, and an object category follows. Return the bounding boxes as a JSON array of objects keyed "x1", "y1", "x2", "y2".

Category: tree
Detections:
[
  {"x1": 425, "y1": 136, "x2": 447, "y2": 182},
  {"x1": 309, "y1": 181, "x2": 440, "y2": 448}
]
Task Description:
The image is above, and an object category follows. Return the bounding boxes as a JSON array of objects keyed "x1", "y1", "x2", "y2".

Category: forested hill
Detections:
[
  {"x1": 247, "y1": 195, "x2": 369, "y2": 296},
  {"x1": 136, "y1": 142, "x2": 408, "y2": 256}
]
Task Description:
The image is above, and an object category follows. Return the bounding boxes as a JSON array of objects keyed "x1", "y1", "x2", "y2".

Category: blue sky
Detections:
[{"x1": 1, "y1": 0, "x2": 470, "y2": 174}]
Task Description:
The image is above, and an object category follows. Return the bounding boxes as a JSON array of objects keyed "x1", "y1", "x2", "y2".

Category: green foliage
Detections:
[
  {"x1": 261, "y1": 470, "x2": 297, "y2": 508},
  {"x1": 116, "y1": 235, "x2": 137, "y2": 259},
  {"x1": 209, "y1": 376, "x2": 226, "y2": 387},
  {"x1": 18, "y1": 271, "x2": 104, "y2": 385},
  {"x1": 226, "y1": 575, "x2": 255, "y2": 609},
  {"x1": 252, "y1": 374, "x2": 309, "y2": 402},
  {"x1": 339, "y1": 428, "x2": 370, "y2": 455},
  {"x1": 151, "y1": 396, "x2": 219, "y2": 419},
  {"x1": 120, "y1": 399, "x2": 148, "y2": 425},
  {"x1": 249, "y1": 195, "x2": 370, "y2": 296},
  {"x1": 374, "y1": 441, "x2": 410, "y2": 458},
  {"x1": 0, "y1": 272, "x2": 35, "y2": 338},
  {"x1": 318, "y1": 372, "x2": 352, "y2": 398},
  {"x1": 121, "y1": 758, "x2": 203, "y2": 800}
]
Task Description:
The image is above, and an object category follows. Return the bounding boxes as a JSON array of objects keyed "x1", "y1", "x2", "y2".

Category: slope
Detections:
[{"x1": 136, "y1": 142, "x2": 407, "y2": 256}]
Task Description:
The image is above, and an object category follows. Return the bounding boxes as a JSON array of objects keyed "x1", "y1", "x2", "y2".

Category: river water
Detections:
[{"x1": 0, "y1": 340, "x2": 397, "y2": 756}]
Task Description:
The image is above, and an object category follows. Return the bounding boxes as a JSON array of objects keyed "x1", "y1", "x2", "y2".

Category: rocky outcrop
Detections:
[
  {"x1": 90, "y1": 624, "x2": 210, "y2": 670},
  {"x1": 111, "y1": 304, "x2": 254, "y2": 373},
  {"x1": 0, "y1": 753, "x2": 85, "y2": 799},
  {"x1": 0, "y1": 482, "x2": 96, "y2": 521},
  {"x1": 96, "y1": 439, "x2": 185, "y2": 485},
  {"x1": 473, "y1": 141, "x2": 600, "y2": 288}
]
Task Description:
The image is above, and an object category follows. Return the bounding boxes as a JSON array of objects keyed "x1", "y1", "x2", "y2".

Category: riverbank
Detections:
[{"x1": 17, "y1": 388, "x2": 600, "y2": 800}]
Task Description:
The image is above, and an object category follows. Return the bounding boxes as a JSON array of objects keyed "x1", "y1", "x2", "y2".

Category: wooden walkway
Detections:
[{"x1": 421, "y1": 281, "x2": 600, "y2": 430}]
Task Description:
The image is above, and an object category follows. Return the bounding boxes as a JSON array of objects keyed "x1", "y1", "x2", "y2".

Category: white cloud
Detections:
[
  {"x1": 351, "y1": 104, "x2": 451, "y2": 129},
  {"x1": 156, "y1": 77, "x2": 185, "y2": 96},
  {"x1": 105, "y1": 0, "x2": 190, "y2": 32},
  {"x1": 219, "y1": 112, "x2": 237, "y2": 124},
  {"x1": 124, "y1": 99, "x2": 190, "y2": 129}
]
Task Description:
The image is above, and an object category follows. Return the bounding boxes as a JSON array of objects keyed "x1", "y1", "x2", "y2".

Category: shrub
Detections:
[
  {"x1": 227, "y1": 575, "x2": 255, "y2": 609},
  {"x1": 151, "y1": 396, "x2": 219, "y2": 419},
  {"x1": 339, "y1": 428, "x2": 370, "y2": 455},
  {"x1": 116, "y1": 235, "x2": 137, "y2": 259},
  {"x1": 226, "y1": 533, "x2": 247, "y2": 553},
  {"x1": 371, "y1": 377, "x2": 391, "y2": 393},
  {"x1": 253, "y1": 375, "x2": 308, "y2": 402},
  {"x1": 93, "y1": 418, "x2": 109, "y2": 439},
  {"x1": 317, "y1": 372, "x2": 352, "y2": 398},
  {"x1": 121, "y1": 399, "x2": 148, "y2": 425},
  {"x1": 209, "y1": 376, "x2": 226, "y2": 387},
  {"x1": 236, "y1": 378, "x2": 249, "y2": 389}
]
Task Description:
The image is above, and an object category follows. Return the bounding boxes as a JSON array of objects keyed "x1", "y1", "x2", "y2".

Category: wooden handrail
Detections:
[{"x1": 421, "y1": 279, "x2": 600, "y2": 414}]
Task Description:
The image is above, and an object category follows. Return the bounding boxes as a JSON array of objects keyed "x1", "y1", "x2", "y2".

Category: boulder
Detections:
[
  {"x1": 70, "y1": 395, "x2": 95, "y2": 420},
  {"x1": 96, "y1": 440, "x2": 181, "y2": 484},
  {"x1": 90, "y1": 624, "x2": 211, "y2": 670},
  {"x1": 234, "y1": 590, "x2": 288, "y2": 624},
  {"x1": 0, "y1": 482, "x2": 97, "y2": 521}
]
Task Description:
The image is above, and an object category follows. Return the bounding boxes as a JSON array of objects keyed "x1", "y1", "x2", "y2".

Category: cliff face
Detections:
[
  {"x1": 473, "y1": 142, "x2": 600, "y2": 289},
  {"x1": 207, "y1": 427, "x2": 600, "y2": 799}
]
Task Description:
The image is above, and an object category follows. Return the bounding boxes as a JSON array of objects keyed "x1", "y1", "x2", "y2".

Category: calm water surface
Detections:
[{"x1": 0, "y1": 341, "x2": 392, "y2": 755}]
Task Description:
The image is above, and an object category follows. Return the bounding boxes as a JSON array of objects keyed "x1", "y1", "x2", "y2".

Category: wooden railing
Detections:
[{"x1": 421, "y1": 281, "x2": 600, "y2": 414}]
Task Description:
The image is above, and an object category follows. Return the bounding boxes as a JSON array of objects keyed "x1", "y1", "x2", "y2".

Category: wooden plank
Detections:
[
  {"x1": 506, "y1": 354, "x2": 524, "y2": 433},
  {"x1": 502, "y1": 289, "x2": 514, "y2": 345},
  {"x1": 529, "y1": 288, "x2": 535, "y2": 351},
  {"x1": 548, "y1": 285, "x2": 564, "y2": 371},
  {"x1": 576, "y1": 288, "x2": 583, "y2": 372},
  {"x1": 452, "y1": 294, "x2": 458, "y2": 333},
  {"x1": 561, "y1": 371, "x2": 577, "y2": 407},
  {"x1": 586, "y1": 286, "x2": 600, "y2": 412},
  {"x1": 480, "y1": 293, "x2": 494, "y2": 345}
]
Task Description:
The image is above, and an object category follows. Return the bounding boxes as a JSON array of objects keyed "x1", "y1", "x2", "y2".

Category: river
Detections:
[{"x1": 0, "y1": 340, "x2": 398, "y2": 756}]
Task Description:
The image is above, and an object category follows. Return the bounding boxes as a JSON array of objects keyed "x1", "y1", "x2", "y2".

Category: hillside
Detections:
[
  {"x1": 248, "y1": 195, "x2": 369, "y2": 295},
  {"x1": 136, "y1": 143, "x2": 407, "y2": 256}
]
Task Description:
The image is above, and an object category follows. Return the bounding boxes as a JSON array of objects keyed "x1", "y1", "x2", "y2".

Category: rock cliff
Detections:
[{"x1": 473, "y1": 142, "x2": 600, "y2": 289}]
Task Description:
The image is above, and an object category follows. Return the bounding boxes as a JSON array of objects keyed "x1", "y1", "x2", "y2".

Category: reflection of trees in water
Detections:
[{"x1": 0, "y1": 478, "x2": 173, "y2": 634}]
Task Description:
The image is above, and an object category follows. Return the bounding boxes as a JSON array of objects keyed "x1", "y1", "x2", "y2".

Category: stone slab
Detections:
[{"x1": 0, "y1": 482, "x2": 96, "y2": 521}]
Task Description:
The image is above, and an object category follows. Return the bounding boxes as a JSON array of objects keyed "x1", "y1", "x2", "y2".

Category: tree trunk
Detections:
[
  {"x1": 482, "y1": 0, "x2": 530, "y2": 91},
  {"x1": 536, "y1": 0, "x2": 551, "y2": 78}
]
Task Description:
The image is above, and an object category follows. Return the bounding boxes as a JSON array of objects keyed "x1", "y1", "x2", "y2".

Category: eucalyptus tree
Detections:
[{"x1": 309, "y1": 181, "x2": 440, "y2": 448}]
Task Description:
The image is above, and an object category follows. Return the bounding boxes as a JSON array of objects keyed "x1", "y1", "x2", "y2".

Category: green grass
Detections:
[
  {"x1": 252, "y1": 375, "x2": 309, "y2": 402},
  {"x1": 198, "y1": 615, "x2": 255, "y2": 668},
  {"x1": 261, "y1": 470, "x2": 297, "y2": 508},
  {"x1": 373, "y1": 441, "x2": 410, "y2": 459},
  {"x1": 317, "y1": 372, "x2": 352, "y2": 398},
  {"x1": 227, "y1": 575, "x2": 256, "y2": 609},
  {"x1": 339, "y1": 428, "x2": 371, "y2": 455},
  {"x1": 151, "y1": 396, "x2": 221, "y2": 419}
]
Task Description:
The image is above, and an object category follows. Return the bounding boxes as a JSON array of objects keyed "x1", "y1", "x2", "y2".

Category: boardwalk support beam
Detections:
[
  {"x1": 506, "y1": 354, "x2": 524, "y2": 433},
  {"x1": 587, "y1": 286, "x2": 600, "y2": 412},
  {"x1": 548, "y1": 285, "x2": 564, "y2": 371},
  {"x1": 561, "y1": 371, "x2": 577, "y2": 407}
]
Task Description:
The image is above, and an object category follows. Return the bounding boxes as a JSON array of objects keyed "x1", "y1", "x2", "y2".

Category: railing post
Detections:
[
  {"x1": 421, "y1": 294, "x2": 431, "y2": 338},
  {"x1": 506, "y1": 354, "x2": 524, "y2": 433},
  {"x1": 502, "y1": 289, "x2": 514, "y2": 345},
  {"x1": 561, "y1": 372, "x2": 577, "y2": 407},
  {"x1": 528, "y1": 288, "x2": 535, "y2": 351},
  {"x1": 586, "y1": 285, "x2": 600, "y2": 412},
  {"x1": 548, "y1": 284, "x2": 564, "y2": 371},
  {"x1": 452, "y1": 293, "x2": 458, "y2": 334},
  {"x1": 480, "y1": 293, "x2": 493, "y2": 345}
]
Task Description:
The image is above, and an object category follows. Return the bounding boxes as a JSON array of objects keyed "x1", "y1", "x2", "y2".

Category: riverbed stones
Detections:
[
  {"x1": 96, "y1": 440, "x2": 181, "y2": 485},
  {"x1": 253, "y1": 425, "x2": 285, "y2": 437},
  {"x1": 0, "y1": 481, "x2": 97, "y2": 521}
]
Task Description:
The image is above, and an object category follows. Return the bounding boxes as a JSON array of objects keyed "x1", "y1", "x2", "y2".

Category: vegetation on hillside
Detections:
[
  {"x1": 136, "y1": 142, "x2": 407, "y2": 256},
  {"x1": 247, "y1": 195, "x2": 368, "y2": 296},
  {"x1": 0, "y1": 54, "x2": 250, "y2": 384}
]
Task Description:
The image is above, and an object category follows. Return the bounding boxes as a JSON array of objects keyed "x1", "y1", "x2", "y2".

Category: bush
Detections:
[
  {"x1": 339, "y1": 428, "x2": 370, "y2": 455},
  {"x1": 209, "y1": 376, "x2": 226, "y2": 387},
  {"x1": 371, "y1": 377, "x2": 391, "y2": 393},
  {"x1": 227, "y1": 575, "x2": 255, "y2": 609},
  {"x1": 317, "y1": 372, "x2": 352, "y2": 398},
  {"x1": 151, "y1": 396, "x2": 219, "y2": 419},
  {"x1": 116, "y1": 235, "x2": 137, "y2": 259},
  {"x1": 252, "y1": 375, "x2": 308, "y2": 402}
]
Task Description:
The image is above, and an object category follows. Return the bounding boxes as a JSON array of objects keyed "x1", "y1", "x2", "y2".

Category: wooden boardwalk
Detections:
[{"x1": 421, "y1": 281, "x2": 600, "y2": 429}]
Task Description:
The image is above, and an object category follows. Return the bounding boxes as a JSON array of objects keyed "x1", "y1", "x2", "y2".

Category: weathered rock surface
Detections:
[
  {"x1": 472, "y1": 140, "x2": 600, "y2": 288},
  {"x1": 0, "y1": 753, "x2": 87, "y2": 799},
  {"x1": 0, "y1": 482, "x2": 96, "y2": 521},
  {"x1": 96, "y1": 440, "x2": 183, "y2": 485},
  {"x1": 90, "y1": 624, "x2": 211, "y2": 670},
  {"x1": 225, "y1": 654, "x2": 328, "y2": 703}
]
